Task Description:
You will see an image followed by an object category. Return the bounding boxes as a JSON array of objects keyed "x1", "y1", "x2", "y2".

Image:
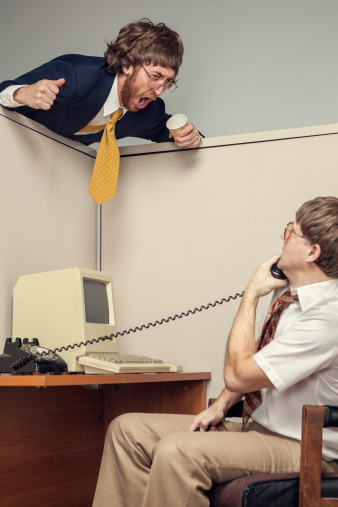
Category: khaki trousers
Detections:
[{"x1": 93, "y1": 412, "x2": 338, "y2": 507}]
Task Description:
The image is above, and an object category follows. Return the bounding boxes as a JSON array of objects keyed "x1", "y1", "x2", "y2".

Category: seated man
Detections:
[{"x1": 93, "y1": 196, "x2": 338, "y2": 507}]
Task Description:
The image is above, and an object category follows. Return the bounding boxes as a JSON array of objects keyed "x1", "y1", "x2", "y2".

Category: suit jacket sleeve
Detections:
[
  {"x1": 0, "y1": 58, "x2": 79, "y2": 110},
  {"x1": 0, "y1": 56, "x2": 90, "y2": 136}
]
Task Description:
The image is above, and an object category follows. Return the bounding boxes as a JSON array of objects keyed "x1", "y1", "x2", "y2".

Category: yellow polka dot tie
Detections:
[{"x1": 79, "y1": 108, "x2": 123, "y2": 205}]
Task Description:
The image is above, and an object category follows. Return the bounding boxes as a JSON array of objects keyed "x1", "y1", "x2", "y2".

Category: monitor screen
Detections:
[{"x1": 83, "y1": 279, "x2": 109, "y2": 324}]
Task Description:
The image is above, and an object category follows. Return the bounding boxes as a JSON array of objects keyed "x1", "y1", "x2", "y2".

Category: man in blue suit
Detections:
[{"x1": 0, "y1": 19, "x2": 200, "y2": 149}]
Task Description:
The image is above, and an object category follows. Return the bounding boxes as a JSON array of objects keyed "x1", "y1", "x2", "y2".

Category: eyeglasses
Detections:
[
  {"x1": 141, "y1": 65, "x2": 178, "y2": 94},
  {"x1": 283, "y1": 222, "x2": 310, "y2": 242}
]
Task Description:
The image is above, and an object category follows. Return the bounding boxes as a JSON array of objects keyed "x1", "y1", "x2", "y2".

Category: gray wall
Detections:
[{"x1": 2, "y1": 0, "x2": 338, "y2": 144}]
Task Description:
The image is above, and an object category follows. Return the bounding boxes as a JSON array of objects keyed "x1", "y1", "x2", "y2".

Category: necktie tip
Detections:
[{"x1": 88, "y1": 192, "x2": 116, "y2": 205}]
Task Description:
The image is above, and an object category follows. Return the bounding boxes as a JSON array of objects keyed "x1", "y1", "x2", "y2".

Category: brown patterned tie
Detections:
[
  {"x1": 79, "y1": 108, "x2": 123, "y2": 205},
  {"x1": 242, "y1": 289, "x2": 299, "y2": 428}
]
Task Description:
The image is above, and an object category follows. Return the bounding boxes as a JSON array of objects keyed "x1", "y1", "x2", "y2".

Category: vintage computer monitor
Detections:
[{"x1": 12, "y1": 267, "x2": 118, "y2": 371}]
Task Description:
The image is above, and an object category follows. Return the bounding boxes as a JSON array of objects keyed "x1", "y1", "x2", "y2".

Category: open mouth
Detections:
[{"x1": 138, "y1": 97, "x2": 153, "y2": 109}]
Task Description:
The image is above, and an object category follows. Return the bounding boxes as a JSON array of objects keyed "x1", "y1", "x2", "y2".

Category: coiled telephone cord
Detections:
[{"x1": 52, "y1": 290, "x2": 244, "y2": 355}]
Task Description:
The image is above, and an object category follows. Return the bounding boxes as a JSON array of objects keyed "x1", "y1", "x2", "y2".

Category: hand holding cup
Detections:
[{"x1": 166, "y1": 114, "x2": 201, "y2": 148}]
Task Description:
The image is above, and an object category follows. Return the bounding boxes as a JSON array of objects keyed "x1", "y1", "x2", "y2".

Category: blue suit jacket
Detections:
[{"x1": 0, "y1": 54, "x2": 172, "y2": 146}]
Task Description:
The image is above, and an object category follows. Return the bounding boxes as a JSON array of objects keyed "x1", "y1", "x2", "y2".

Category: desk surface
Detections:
[{"x1": 0, "y1": 371, "x2": 211, "y2": 387}]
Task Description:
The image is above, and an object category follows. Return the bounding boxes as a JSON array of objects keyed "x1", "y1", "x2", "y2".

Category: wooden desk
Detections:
[{"x1": 0, "y1": 372, "x2": 210, "y2": 507}]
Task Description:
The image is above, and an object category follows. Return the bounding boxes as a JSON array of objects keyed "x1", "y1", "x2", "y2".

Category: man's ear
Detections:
[
  {"x1": 122, "y1": 65, "x2": 133, "y2": 76},
  {"x1": 307, "y1": 243, "x2": 321, "y2": 264}
]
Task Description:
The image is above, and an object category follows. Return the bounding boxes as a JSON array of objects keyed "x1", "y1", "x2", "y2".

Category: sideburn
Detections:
[{"x1": 120, "y1": 68, "x2": 140, "y2": 108}]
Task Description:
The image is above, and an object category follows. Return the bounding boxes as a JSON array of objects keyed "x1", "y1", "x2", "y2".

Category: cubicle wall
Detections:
[
  {"x1": 0, "y1": 107, "x2": 97, "y2": 346},
  {"x1": 1, "y1": 106, "x2": 338, "y2": 398},
  {"x1": 103, "y1": 125, "x2": 338, "y2": 397}
]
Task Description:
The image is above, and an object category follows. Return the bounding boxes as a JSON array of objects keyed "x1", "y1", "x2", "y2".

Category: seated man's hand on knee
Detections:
[{"x1": 189, "y1": 404, "x2": 225, "y2": 432}]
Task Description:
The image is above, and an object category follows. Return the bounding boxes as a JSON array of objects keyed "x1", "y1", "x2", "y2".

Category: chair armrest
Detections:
[{"x1": 299, "y1": 405, "x2": 338, "y2": 507}]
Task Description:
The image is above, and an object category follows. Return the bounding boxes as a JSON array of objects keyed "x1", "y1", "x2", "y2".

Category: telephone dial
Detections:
[{"x1": 1, "y1": 262, "x2": 285, "y2": 374}]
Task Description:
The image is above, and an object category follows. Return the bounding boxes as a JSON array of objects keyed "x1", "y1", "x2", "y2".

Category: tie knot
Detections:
[
  {"x1": 110, "y1": 108, "x2": 123, "y2": 124},
  {"x1": 279, "y1": 289, "x2": 299, "y2": 306}
]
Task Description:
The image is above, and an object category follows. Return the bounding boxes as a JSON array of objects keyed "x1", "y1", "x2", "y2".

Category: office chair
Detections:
[{"x1": 207, "y1": 403, "x2": 338, "y2": 507}]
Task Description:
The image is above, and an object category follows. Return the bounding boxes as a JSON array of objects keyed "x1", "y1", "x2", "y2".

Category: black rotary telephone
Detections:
[{"x1": 0, "y1": 338, "x2": 67, "y2": 374}]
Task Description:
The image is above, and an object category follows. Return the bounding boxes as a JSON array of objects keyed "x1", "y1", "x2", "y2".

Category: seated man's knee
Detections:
[
  {"x1": 107, "y1": 412, "x2": 137, "y2": 441},
  {"x1": 154, "y1": 432, "x2": 191, "y2": 463}
]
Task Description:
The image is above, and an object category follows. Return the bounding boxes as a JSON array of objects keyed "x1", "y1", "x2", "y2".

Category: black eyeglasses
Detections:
[
  {"x1": 141, "y1": 65, "x2": 178, "y2": 94},
  {"x1": 283, "y1": 222, "x2": 309, "y2": 241}
]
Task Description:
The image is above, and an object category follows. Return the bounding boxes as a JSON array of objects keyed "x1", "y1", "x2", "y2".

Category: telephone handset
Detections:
[
  {"x1": 0, "y1": 338, "x2": 67, "y2": 374},
  {"x1": 270, "y1": 262, "x2": 288, "y2": 280}
]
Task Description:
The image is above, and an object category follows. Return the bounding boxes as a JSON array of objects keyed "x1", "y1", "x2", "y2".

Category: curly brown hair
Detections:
[
  {"x1": 104, "y1": 19, "x2": 184, "y2": 75},
  {"x1": 296, "y1": 196, "x2": 338, "y2": 278}
]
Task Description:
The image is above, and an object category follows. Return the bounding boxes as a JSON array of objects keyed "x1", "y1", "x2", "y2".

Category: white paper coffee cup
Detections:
[{"x1": 166, "y1": 114, "x2": 188, "y2": 137}]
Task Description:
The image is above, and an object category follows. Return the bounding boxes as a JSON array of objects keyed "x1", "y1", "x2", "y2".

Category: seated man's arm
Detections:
[{"x1": 224, "y1": 255, "x2": 287, "y2": 393}]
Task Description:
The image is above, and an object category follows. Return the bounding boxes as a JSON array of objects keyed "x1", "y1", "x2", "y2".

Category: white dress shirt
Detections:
[
  {"x1": 252, "y1": 279, "x2": 338, "y2": 460},
  {"x1": 0, "y1": 84, "x2": 24, "y2": 107}
]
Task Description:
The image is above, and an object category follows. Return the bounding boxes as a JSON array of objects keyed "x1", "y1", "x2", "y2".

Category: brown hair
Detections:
[
  {"x1": 296, "y1": 196, "x2": 338, "y2": 278},
  {"x1": 104, "y1": 19, "x2": 184, "y2": 75}
]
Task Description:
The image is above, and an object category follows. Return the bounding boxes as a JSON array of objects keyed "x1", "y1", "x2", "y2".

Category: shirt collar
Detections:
[
  {"x1": 271, "y1": 279, "x2": 338, "y2": 312},
  {"x1": 103, "y1": 74, "x2": 127, "y2": 117},
  {"x1": 293, "y1": 279, "x2": 338, "y2": 311}
]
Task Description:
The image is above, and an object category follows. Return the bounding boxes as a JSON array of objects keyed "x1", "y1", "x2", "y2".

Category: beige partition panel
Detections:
[
  {"x1": 102, "y1": 125, "x2": 338, "y2": 397},
  {"x1": 0, "y1": 107, "x2": 97, "y2": 348}
]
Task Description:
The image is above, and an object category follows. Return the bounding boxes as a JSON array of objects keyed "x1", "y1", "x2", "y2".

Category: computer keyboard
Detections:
[{"x1": 78, "y1": 353, "x2": 183, "y2": 374}]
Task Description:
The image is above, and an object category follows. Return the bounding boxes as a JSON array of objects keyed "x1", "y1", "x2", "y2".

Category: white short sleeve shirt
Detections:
[{"x1": 252, "y1": 279, "x2": 338, "y2": 461}]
